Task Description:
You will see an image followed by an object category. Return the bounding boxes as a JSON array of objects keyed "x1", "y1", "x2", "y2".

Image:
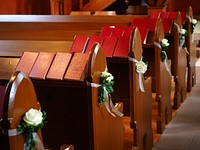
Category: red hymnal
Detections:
[
  {"x1": 64, "y1": 53, "x2": 89, "y2": 81},
  {"x1": 99, "y1": 26, "x2": 114, "y2": 37},
  {"x1": 85, "y1": 36, "x2": 104, "y2": 54},
  {"x1": 29, "y1": 52, "x2": 55, "y2": 79},
  {"x1": 15, "y1": 52, "x2": 39, "y2": 75},
  {"x1": 162, "y1": 19, "x2": 174, "y2": 33},
  {"x1": 69, "y1": 35, "x2": 89, "y2": 53},
  {"x1": 113, "y1": 37, "x2": 130, "y2": 58},
  {"x1": 123, "y1": 26, "x2": 134, "y2": 37},
  {"x1": 111, "y1": 26, "x2": 125, "y2": 37},
  {"x1": 46, "y1": 52, "x2": 72, "y2": 80},
  {"x1": 101, "y1": 36, "x2": 118, "y2": 57}
]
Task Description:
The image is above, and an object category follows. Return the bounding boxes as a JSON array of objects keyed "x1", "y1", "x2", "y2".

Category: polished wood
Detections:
[
  {"x1": 12, "y1": 44, "x2": 124, "y2": 150},
  {"x1": 0, "y1": 71, "x2": 43, "y2": 150},
  {"x1": 141, "y1": 19, "x2": 172, "y2": 133},
  {"x1": 183, "y1": 6, "x2": 197, "y2": 92},
  {"x1": 70, "y1": 11, "x2": 91, "y2": 15},
  {"x1": 81, "y1": 0, "x2": 116, "y2": 14}
]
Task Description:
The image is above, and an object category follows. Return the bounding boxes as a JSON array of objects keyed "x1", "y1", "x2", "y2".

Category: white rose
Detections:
[
  {"x1": 101, "y1": 71, "x2": 110, "y2": 77},
  {"x1": 191, "y1": 19, "x2": 197, "y2": 24},
  {"x1": 106, "y1": 76, "x2": 114, "y2": 82},
  {"x1": 23, "y1": 108, "x2": 43, "y2": 126},
  {"x1": 136, "y1": 61, "x2": 148, "y2": 74},
  {"x1": 161, "y1": 38, "x2": 170, "y2": 47},
  {"x1": 180, "y1": 28, "x2": 187, "y2": 35}
]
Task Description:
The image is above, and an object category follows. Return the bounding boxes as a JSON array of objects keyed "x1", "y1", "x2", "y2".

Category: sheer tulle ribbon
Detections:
[
  {"x1": 86, "y1": 82, "x2": 124, "y2": 117},
  {"x1": 154, "y1": 42, "x2": 172, "y2": 76},
  {"x1": 128, "y1": 56, "x2": 145, "y2": 92},
  {"x1": 7, "y1": 129, "x2": 45, "y2": 150}
]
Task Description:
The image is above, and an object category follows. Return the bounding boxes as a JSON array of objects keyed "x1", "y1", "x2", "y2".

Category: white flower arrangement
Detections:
[
  {"x1": 136, "y1": 61, "x2": 148, "y2": 74},
  {"x1": 191, "y1": 18, "x2": 197, "y2": 33},
  {"x1": 160, "y1": 38, "x2": 170, "y2": 62},
  {"x1": 179, "y1": 28, "x2": 187, "y2": 47},
  {"x1": 161, "y1": 38, "x2": 170, "y2": 47},
  {"x1": 98, "y1": 71, "x2": 114, "y2": 106},
  {"x1": 17, "y1": 108, "x2": 47, "y2": 150}
]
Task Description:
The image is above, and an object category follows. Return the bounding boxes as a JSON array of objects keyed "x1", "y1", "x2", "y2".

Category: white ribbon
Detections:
[
  {"x1": 31, "y1": 132, "x2": 45, "y2": 150},
  {"x1": 7, "y1": 129, "x2": 45, "y2": 150},
  {"x1": 128, "y1": 56, "x2": 145, "y2": 92},
  {"x1": 154, "y1": 42, "x2": 172, "y2": 76},
  {"x1": 86, "y1": 82, "x2": 124, "y2": 117},
  {"x1": 174, "y1": 23, "x2": 181, "y2": 33}
]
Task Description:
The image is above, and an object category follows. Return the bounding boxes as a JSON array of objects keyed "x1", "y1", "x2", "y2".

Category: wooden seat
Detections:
[{"x1": 0, "y1": 71, "x2": 74, "y2": 150}]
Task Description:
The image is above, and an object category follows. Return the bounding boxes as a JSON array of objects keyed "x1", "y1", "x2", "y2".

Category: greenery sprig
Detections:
[
  {"x1": 98, "y1": 71, "x2": 114, "y2": 106},
  {"x1": 17, "y1": 108, "x2": 47, "y2": 150}
]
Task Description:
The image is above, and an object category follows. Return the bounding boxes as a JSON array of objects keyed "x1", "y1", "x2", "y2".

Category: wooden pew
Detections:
[
  {"x1": 0, "y1": 71, "x2": 74, "y2": 150},
  {"x1": 6, "y1": 43, "x2": 124, "y2": 150},
  {"x1": 131, "y1": 18, "x2": 172, "y2": 133},
  {"x1": 182, "y1": 6, "x2": 198, "y2": 92},
  {"x1": 151, "y1": 11, "x2": 187, "y2": 109},
  {"x1": 71, "y1": 27, "x2": 154, "y2": 149}
]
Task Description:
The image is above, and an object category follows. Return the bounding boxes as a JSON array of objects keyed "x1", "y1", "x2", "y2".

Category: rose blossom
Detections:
[
  {"x1": 180, "y1": 29, "x2": 187, "y2": 35},
  {"x1": 161, "y1": 38, "x2": 170, "y2": 47},
  {"x1": 136, "y1": 61, "x2": 148, "y2": 74},
  {"x1": 23, "y1": 108, "x2": 43, "y2": 126},
  {"x1": 191, "y1": 19, "x2": 197, "y2": 24}
]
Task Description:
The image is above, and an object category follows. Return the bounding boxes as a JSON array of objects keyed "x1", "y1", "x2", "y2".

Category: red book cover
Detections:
[
  {"x1": 162, "y1": 19, "x2": 173, "y2": 33},
  {"x1": 111, "y1": 26, "x2": 125, "y2": 37},
  {"x1": 64, "y1": 53, "x2": 89, "y2": 81},
  {"x1": 69, "y1": 35, "x2": 89, "y2": 53},
  {"x1": 131, "y1": 18, "x2": 143, "y2": 27},
  {"x1": 168, "y1": 12, "x2": 177, "y2": 21},
  {"x1": 123, "y1": 26, "x2": 133, "y2": 37},
  {"x1": 138, "y1": 26, "x2": 149, "y2": 44},
  {"x1": 15, "y1": 52, "x2": 39, "y2": 75},
  {"x1": 99, "y1": 26, "x2": 114, "y2": 37},
  {"x1": 85, "y1": 36, "x2": 104, "y2": 54},
  {"x1": 150, "y1": 11, "x2": 161, "y2": 19},
  {"x1": 160, "y1": 12, "x2": 170, "y2": 20},
  {"x1": 29, "y1": 52, "x2": 55, "y2": 79},
  {"x1": 113, "y1": 37, "x2": 130, "y2": 58},
  {"x1": 102, "y1": 36, "x2": 118, "y2": 57},
  {"x1": 46, "y1": 52, "x2": 72, "y2": 80}
]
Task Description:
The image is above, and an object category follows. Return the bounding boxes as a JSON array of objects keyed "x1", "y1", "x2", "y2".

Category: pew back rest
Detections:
[{"x1": 0, "y1": 71, "x2": 42, "y2": 150}]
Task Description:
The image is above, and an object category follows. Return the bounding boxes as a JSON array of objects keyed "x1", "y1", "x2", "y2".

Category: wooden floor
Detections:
[{"x1": 122, "y1": 65, "x2": 200, "y2": 150}]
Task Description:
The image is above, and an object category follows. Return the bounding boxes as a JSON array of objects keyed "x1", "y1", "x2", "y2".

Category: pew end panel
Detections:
[
  {"x1": 184, "y1": 6, "x2": 198, "y2": 92},
  {"x1": 163, "y1": 12, "x2": 187, "y2": 109},
  {"x1": 128, "y1": 28, "x2": 153, "y2": 150},
  {"x1": 0, "y1": 71, "x2": 43, "y2": 150},
  {"x1": 88, "y1": 43, "x2": 124, "y2": 150}
]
